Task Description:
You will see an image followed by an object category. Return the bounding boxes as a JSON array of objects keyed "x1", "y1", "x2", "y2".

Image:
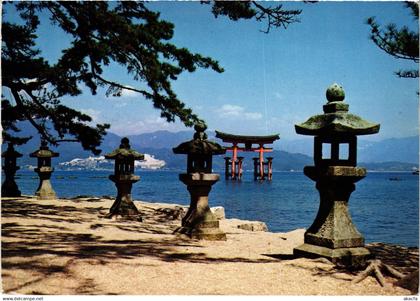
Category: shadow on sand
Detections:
[{"x1": 2, "y1": 198, "x2": 281, "y2": 294}]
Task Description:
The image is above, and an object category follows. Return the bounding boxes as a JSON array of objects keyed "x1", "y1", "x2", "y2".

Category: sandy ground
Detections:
[{"x1": 1, "y1": 196, "x2": 418, "y2": 295}]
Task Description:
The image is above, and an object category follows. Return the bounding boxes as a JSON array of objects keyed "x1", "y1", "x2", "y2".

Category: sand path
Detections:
[{"x1": 1, "y1": 196, "x2": 418, "y2": 295}]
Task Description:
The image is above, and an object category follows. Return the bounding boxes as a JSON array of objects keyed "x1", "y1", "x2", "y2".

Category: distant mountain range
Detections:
[
  {"x1": 279, "y1": 136, "x2": 419, "y2": 164},
  {"x1": 2, "y1": 122, "x2": 418, "y2": 171}
]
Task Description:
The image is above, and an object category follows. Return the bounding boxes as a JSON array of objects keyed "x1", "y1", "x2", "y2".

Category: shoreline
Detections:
[
  {"x1": 1, "y1": 196, "x2": 418, "y2": 295},
  {"x1": 14, "y1": 169, "x2": 420, "y2": 173},
  {"x1": 11, "y1": 168, "x2": 419, "y2": 249}
]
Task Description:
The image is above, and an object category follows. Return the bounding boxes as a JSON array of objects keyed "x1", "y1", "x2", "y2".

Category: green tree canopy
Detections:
[
  {"x1": 367, "y1": 2, "x2": 419, "y2": 78},
  {"x1": 2, "y1": 1, "x2": 301, "y2": 154}
]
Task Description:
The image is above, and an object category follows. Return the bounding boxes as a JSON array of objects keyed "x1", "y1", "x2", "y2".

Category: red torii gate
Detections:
[{"x1": 215, "y1": 131, "x2": 280, "y2": 180}]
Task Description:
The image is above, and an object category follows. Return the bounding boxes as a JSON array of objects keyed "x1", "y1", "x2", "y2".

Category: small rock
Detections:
[
  {"x1": 211, "y1": 206, "x2": 225, "y2": 220},
  {"x1": 237, "y1": 221, "x2": 268, "y2": 232},
  {"x1": 85, "y1": 198, "x2": 102, "y2": 202},
  {"x1": 72, "y1": 195, "x2": 94, "y2": 199},
  {"x1": 156, "y1": 206, "x2": 185, "y2": 220}
]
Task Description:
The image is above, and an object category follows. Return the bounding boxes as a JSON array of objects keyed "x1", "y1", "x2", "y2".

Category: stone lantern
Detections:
[
  {"x1": 105, "y1": 137, "x2": 144, "y2": 221},
  {"x1": 173, "y1": 123, "x2": 227, "y2": 240},
  {"x1": 30, "y1": 140, "x2": 59, "y2": 200},
  {"x1": 293, "y1": 83, "x2": 380, "y2": 266},
  {"x1": 2, "y1": 143, "x2": 23, "y2": 197}
]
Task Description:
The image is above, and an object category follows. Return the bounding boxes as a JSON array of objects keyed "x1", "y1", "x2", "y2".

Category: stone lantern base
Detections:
[
  {"x1": 175, "y1": 173, "x2": 226, "y2": 241},
  {"x1": 106, "y1": 174, "x2": 142, "y2": 221},
  {"x1": 2, "y1": 178, "x2": 21, "y2": 197},
  {"x1": 293, "y1": 166, "x2": 370, "y2": 266},
  {"x1": 294, "y1": 243, "x2": 370, "y2": 266},
  {"x1": 34, "y1": 167, "x2": 57, "y2": 200}
]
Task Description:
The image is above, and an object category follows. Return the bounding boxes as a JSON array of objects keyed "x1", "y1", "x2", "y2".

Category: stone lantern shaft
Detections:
[{"x1": 293, "y1": 83, "x2": 380, "y2": 266}]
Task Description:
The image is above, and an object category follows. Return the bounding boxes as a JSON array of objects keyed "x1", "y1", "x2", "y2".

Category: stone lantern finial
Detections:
[
  {"x1": 40, "y1": 139, "x2": 48, "y2": 149},
  {"x1": 326, "y1": 83, "x2": 345, "y2": 102},
  {"x1": 193, "y1": 122, "x2": 208, "y2": 140},
  {"x1": 119, "y1": 137, "x2": 130, "y2": 149}
]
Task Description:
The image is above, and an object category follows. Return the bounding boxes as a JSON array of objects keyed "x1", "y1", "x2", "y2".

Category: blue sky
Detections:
[{"x1": 3, "y1": 1, "x2": 419, "y2": 141}]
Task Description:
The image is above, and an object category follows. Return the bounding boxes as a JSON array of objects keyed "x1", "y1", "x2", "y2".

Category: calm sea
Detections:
[{"x1": 10, "y1": 169, "x2": 419, "y2": 247}]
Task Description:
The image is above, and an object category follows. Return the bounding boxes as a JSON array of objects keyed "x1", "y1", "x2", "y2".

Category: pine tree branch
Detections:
[
  {"x1": 367, "y1": 16, "x2": 419, "y2": 63},
  {"x1": 10, "y1": 87, "x2": 56, "y2": 145},
  {"x1": 92, "y1": 72, "x2": 154, "y2": 99},
  {"x1": 251, "y1": 1, "x2": 301, "y2": 33},
  {"x1": 54, "y1": 139, "x2": 79, "y2": 142},
  {"x1": 372, "y1": 31, "x2": 418, "y2": 61}
]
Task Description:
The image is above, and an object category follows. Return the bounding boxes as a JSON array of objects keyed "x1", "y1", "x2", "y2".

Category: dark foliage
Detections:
[
  {"x1": 367, "y1": 2, "x2": 419, "y2": 79},
  {"x1": 2, "y1": 2, "x2": 224, "y2": 154},
  {"x1": 2, "y1": 1, "x2": 301, "y2": 154},
  {"x1": 204, "y1": 1, "x2": 302, "y2": 33}
]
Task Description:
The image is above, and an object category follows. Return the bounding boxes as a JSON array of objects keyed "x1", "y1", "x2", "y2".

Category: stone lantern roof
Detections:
[
  {"x1": 105, "y1": 137, "x2": 144, "y2": 160},
  {"x1": 30, "y1": 140, "x2": 59, "y2": 158},
  {"x1": 173, "y1": 123, "x2": 226, "y2": 156},
  {"x1": 295, "y1": 83, "x2": 380, "y2": 136},
  {"x1": 2, "y1": 143, "x2": 22, "y2": 158}
]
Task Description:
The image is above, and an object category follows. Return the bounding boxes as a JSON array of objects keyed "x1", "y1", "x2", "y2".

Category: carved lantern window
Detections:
[
  {"x1": 30, "y1": 140, "x2": 59, "y2": 168},
  {"x1": 173, "y1": 123, "x2": 225, "y2": 174},
  {"x1": 295, "y1": 83, "x2": 379, "y2": 168},
  {"x1": 105, "y1": 137, "x2": 144, "y2": 176}
]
